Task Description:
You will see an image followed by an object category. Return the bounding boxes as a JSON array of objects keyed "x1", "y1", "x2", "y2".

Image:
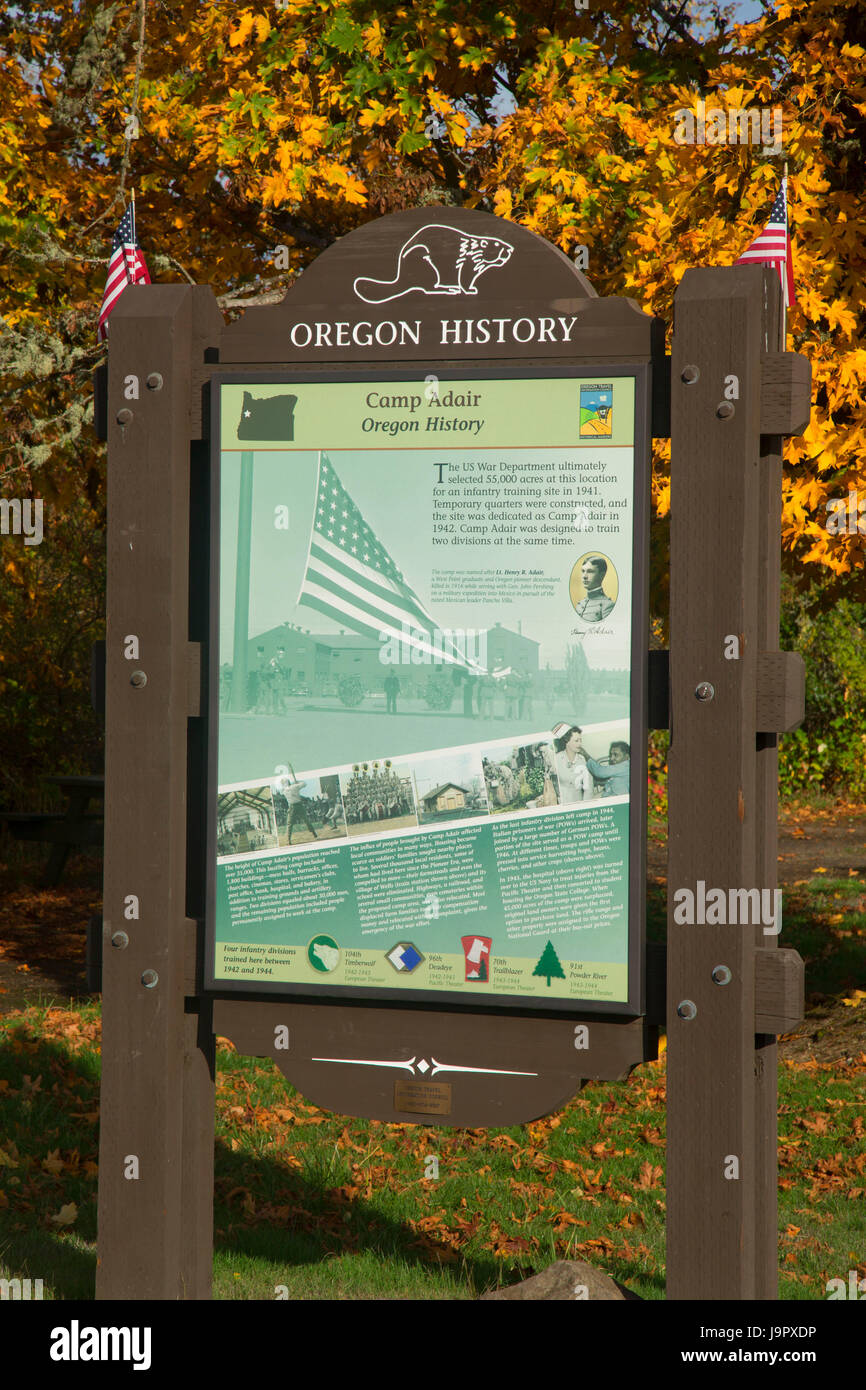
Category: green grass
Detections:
[
  {"x1": 1, "y1": 831, "x2": 863, "y2": 1301},
  {"x1": 0, "y1": 995, "x2": 863, "y2": 1301}
]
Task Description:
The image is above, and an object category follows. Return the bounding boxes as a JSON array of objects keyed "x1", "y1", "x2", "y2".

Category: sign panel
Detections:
[{"x1": 206, "y1": 366, "x2": 648, "y2": 1014}]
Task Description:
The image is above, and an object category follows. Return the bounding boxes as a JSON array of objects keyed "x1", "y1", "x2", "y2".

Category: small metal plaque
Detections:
[{"x1": 394, "y1": 1080, "x2": 452, "y2": 1116}]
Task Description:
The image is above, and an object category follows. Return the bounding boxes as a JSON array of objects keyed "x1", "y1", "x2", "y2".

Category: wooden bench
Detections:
[{"x1": 0, "y1": 775, "x2": 104, "y2": 886}]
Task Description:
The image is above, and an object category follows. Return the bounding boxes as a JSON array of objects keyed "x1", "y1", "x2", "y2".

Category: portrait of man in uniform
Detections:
[{"x1": 570, "y1": 554, "x2": 617, "y2": 623}]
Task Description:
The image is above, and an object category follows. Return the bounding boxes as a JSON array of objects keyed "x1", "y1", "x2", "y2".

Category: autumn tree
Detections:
[{"x1": 0, "y1": 0, "x2": 863, "y2": 794}]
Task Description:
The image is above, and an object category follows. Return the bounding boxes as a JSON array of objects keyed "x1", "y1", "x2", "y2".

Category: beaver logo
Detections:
[{"x1": 353, "y1": 224, "x2": 514, "y2": 304}]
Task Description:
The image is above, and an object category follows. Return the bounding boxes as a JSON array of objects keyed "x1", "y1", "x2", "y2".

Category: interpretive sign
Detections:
[
  {"x1": 95, "y1": 201, "x2": 810, "y2": 1299},
  {"x1": 207, "y1": 365, "x2": 648, "y2": 1013}
]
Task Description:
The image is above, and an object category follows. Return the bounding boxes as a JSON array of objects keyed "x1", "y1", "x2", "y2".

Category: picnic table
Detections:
[{"x1": 0, "y1": 775, "x2": 104, "y2": 886}]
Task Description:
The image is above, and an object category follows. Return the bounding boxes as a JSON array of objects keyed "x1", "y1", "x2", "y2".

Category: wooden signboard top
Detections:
[{"x1": 218, "y1": 205, "x2": 657, "y2": 363}]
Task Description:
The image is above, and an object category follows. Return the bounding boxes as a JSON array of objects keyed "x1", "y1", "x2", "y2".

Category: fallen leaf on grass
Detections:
[
  {"x1": 842, "y1": 990, "x2": 866, "y2": 1008},
  {"x1": 41, "y1": 1150, "x2": 64, "y2": 1175},
  {"x1": 577, "y1": 1236, "x2": 614, "y2": 1255},
  {"x1": 640, "y1": 1126, "x2": 664, "y2": 1146},
  {"x1": 15, "y1": 964, "x2": 30, "y2": 973},
  {"x1": 799, "y1": 1114, "x2": 830, "y2": 1134},
  {"x1": 638, "y1": 1161, "x2": 663, "y2": 1189},
  {"x1": 49, "y1": 1203, "x2": 77, "y2": 1227},
  {"x1": 551, "y1": 1212, "x2": 587, "y2": 1234},
  {"x1": 618, "y1": 1211, "x2": 645, "y2": 1228}
]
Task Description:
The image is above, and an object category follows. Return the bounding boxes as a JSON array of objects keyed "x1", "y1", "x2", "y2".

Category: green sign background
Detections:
[{"x1": 212, "y1": 373, "x2": 637, "y2": 1006}]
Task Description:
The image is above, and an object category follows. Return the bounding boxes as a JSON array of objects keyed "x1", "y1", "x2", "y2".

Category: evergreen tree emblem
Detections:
[{"x1": 533, "y1": 940, "x2": 566, "y2": 987}]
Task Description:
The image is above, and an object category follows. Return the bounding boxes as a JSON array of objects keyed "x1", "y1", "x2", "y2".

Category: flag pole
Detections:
[
  {"x1": 128, "y1": 188, "x2": 136, "y2": 286},
  {"x1": 295, "y1": 450, "x2": 323, "y2": 609},
  {"x1": 230, "y1": 453, "x2": 254, "y2": 712},
  {"x1": 782, "y1": 161, "x2": 789, "y2": 347}
]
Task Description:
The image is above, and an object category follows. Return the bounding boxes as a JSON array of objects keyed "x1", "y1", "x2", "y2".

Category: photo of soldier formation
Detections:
[{"x1": 339, "y1": 761, "x2": 418, "y2": 837}]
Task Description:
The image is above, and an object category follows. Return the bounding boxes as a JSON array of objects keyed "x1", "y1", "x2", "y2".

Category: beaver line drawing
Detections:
[{"x1": 353, "y1": 224, "x2": 514, "y2": 304}]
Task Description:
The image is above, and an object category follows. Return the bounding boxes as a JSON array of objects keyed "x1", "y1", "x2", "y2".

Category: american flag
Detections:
[
  {"x1": 735, "y1": 178, "x2": 795, "y2": 308},
  {"x1": 97, "y1": 201, "x2": 151, "y2": 341},
  {"x1": 299, "y1": 454, "x2": 482, "y2": 670}
]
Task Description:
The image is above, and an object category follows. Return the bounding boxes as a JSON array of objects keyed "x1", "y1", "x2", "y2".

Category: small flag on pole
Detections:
[
  {"x1": 735, "y1": 177, "x2": 795, "y2": 308},
  {"x1": 97, "y1": 198, "x2": 151, "y2": 341}
]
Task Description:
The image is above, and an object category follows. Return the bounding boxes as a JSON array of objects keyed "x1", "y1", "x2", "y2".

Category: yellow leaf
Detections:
[
  {"x1": 42, "y1": 1150, "x2": 64, "y2": 1176},
  {"x1": 363, "y1": 19, "x2": 385, "y2": 56},
  {"x1": 229, "y1": 14, "x2": 255, "y2": 48},
  {"x1": 825, "y1": 299, "x2": 858, "y2": 336},
  {"x1": 50, "y1": 1202, "x2": 78, "y2": 1227},
  {"x1": 493, "y1": 187, "x2": 513, "y2": 218}
]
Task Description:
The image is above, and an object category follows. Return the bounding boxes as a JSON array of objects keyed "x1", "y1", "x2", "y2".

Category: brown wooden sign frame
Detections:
[{"x1": 95, "y1": 206, "x2": 810, "y2": 1302}]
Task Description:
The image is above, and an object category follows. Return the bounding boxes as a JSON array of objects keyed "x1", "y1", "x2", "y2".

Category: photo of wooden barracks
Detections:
[{"x1": 219, "y1": 619, "x2": 628, "y2": 712}]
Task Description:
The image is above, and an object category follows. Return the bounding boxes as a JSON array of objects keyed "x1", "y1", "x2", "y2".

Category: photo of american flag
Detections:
[
  {"x1": 298, "y1": 453, "x2": 482, "y2": 670},
  {"x1": 735, "y1": 177, "x2": 795, "y2": 308},
  {"x1": 97, "y1": 200, "x2": 151, "y2": 341}
]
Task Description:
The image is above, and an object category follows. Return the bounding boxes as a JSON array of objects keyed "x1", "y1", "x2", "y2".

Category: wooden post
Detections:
[
  {"x1": 97, "y1": 284, "x2": 222, "y2": 1299},
  {"x1": 666, "y1": 265, "x2": 809, "y2": 1299}
]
